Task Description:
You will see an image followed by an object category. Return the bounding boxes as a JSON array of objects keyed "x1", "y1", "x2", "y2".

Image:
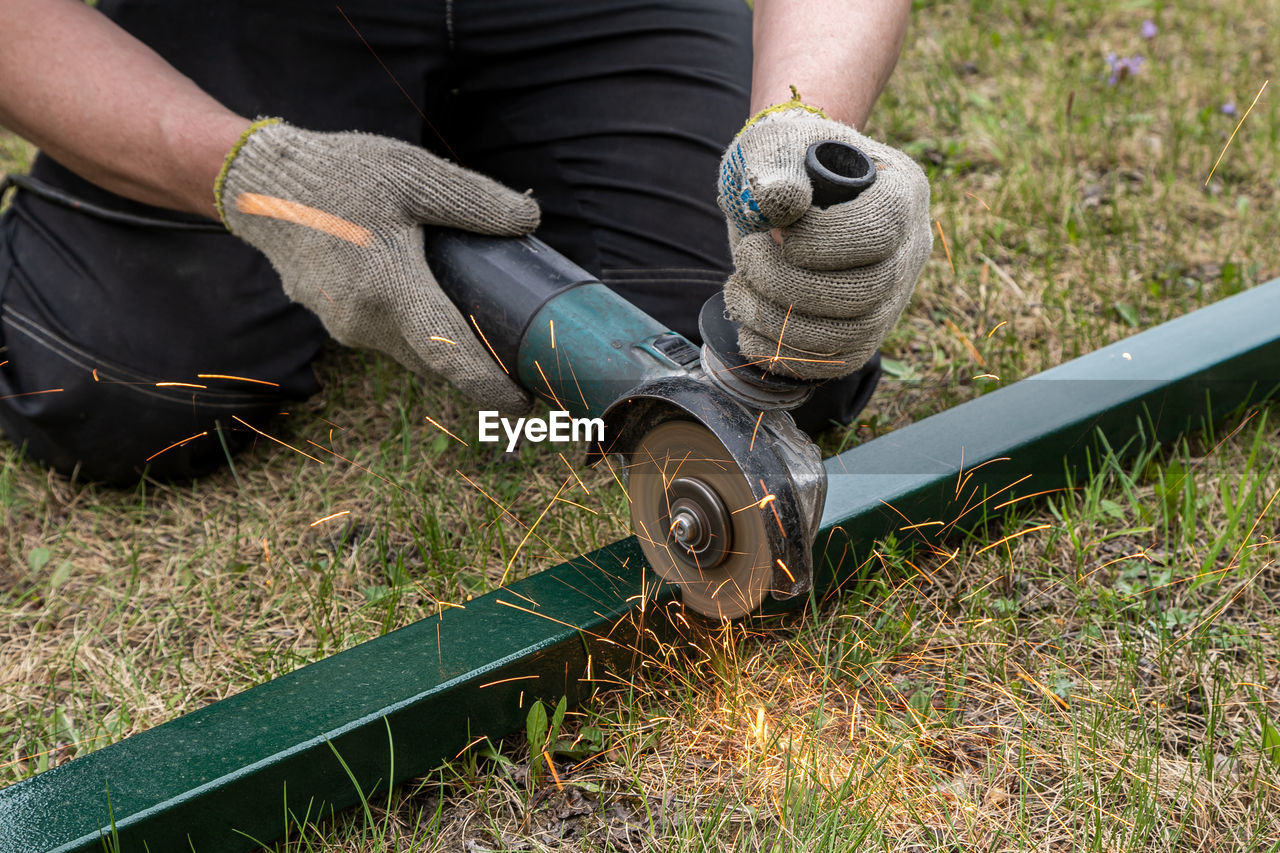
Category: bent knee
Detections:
[{"x1": 0, "y1": 329, "x2": 290, "y2": 484}]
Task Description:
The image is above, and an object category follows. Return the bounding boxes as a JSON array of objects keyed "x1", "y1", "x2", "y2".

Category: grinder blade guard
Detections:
[
  {"x1": 599, "y1": 376, "x2": 826, "y2": 620},
  {"x1": 431, "y1": 138, "x2": 875, "y2": 619}
]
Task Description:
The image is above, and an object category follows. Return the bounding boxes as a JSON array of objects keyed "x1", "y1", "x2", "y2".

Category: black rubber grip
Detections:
[
  {"x1": 804, "y1": 140, "x2": 876, "y2": 208},
  {"x1": 425, "y1": 230, "x2": 596, "y2": 370}
]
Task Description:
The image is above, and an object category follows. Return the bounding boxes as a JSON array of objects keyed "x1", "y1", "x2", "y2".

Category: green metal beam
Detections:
[
  {"x1": 1, "y1": 538, "x2": 672, "y2": 853},
  {"x1": 814, "y1": 280, "x2": 1280, "y2": 591},
  {"x1": 3, "y1": 280, "x2": 1278, "y2": 853}
]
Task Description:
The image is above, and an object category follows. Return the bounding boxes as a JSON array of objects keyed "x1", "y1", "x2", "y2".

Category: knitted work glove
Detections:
[
  {"x1": 215, "y1": 119, "x2": 540, "y2": 412},
  {"x1": 718, "y1": 103, "x2": 932, "y2": 380}
]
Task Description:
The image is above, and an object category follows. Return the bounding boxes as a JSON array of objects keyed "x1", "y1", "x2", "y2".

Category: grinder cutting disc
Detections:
[{"x1": 628, "y1": 420, "x2": 772, "y2": 619}]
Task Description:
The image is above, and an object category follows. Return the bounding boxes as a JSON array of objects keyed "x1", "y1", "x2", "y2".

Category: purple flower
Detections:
[
  {"x1": 1106, "y1": 53, "x2": 1145, "y2": 85},
  {"x1": 1141, "y1": 19, "x2": 1157, "y2": 40},
  {"x1": 1221, "y1": 101, "x2": 1238, "y2": 116}
]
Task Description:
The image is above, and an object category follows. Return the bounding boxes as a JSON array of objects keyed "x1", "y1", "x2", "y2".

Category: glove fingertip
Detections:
[
  {"x1": 754, "y1": 173, "x2": 813, "y2": 225},
  {"x1": 461, "y1": 188, "x2": 542, "y2": 238},
  {"x1": 463, "y1": 376, "x2": 533, "y2": 419},
  {"x1": 433, "y1": 336, "x2": 534, "y2": 416},
  {"x1": 720, "y1": 148, "x2": 813, "y2": 236},
  {"x1": 494, "y1": 192, "x2": 542, "y2": 236}
]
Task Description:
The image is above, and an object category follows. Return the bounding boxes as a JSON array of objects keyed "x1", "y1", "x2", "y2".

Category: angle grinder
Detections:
[{"x1": 428, "y1": 140, "x2": 876, "y2": 619}]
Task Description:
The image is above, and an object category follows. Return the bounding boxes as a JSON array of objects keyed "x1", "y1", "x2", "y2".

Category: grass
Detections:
[{"x1": 3, "y1": 0, "x2": 1280, "y2": 849}]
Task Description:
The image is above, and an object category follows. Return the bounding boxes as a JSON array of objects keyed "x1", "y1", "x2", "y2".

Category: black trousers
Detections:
[{"x1": 0, "y1": 0, "x2": 878, "y2": 484}]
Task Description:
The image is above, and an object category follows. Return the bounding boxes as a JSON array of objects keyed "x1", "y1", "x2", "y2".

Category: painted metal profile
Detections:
[{"x1": 3, "y1": 280, "x2": 1278, "y2": 853}]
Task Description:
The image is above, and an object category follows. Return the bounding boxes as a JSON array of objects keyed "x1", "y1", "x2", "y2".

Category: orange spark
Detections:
[
  {"x1": 965, "y1": 191, "x2": 991, "y2": 210},
  {"x1": 231, "y1": 415, "x2": 325, "y2": 464},
  {"x1": 155, "y1": 382, "x2": 207, "y2": 389},
  {"x1": 759, "y1": 479, "x2": 787, "y2": 537},
  {"x1": 235, "y1": 192, "x2": 373, "y2": 246},
  {"x1": 558, "y1": 452, "x2": 590, "y2": 494},
  {"x1": 991, "y1": 486, "x2": 1072, "y2": 512},
  {"x1": 452, "y1": 735, "x2": 489, "y2": 761},
  {"x1": 557, "y1": 349, "x2": 590, "y2": 413},
  {"x1": 1206, "y1": 79, "x2": 1268, "y2": 186},
  {"x1": 599, "y1": 451, "x2": 630, "y2": 503},
  {"x1": 544, "y1": 752, "x2": 564, "y2": 790},
  {"x1": 549, "y1": 319, "x2": 556, "y2": 349},
  {"x1": 986, "y1": 321, "x2": 1007, "y2": 338},
  {"x1": 533, "y1": 360, "x2": 565, "y2": 410},
  {"x1": 775, "y1": 559, "x2": 796, "y2": 583},
  {"x1": 456, "y1": 470, "x2": 531, "y2": 530},
  {"x1": 309, "y1": 510, "x2": 351, "y2": 527},
  {"x1": 502, "y1": 587, "x2": 541, "y2": 609},
  {"x1": 898, "y1": 520, "x2": 944, "y2": 532},
  {"x1": 477, "y1": 674, "x2": 540, "y2": 689},
  {"x1": 935, "y1": 220, "x2": 955, "y2": 275},
  {"x1": 554, "y1": 496, "x2": 597, "y2": 513},
  {"x1": 468, "y1": 315, "x2": 511, "y2": 375},
  {"x1": 943, "y1": 317, "x2": 984, "y2": 365},
  {"x1": 770, "y1": 304, "x2": 794, "y2": 371},
  {"x1": 958, "y1": 455, "x2": 1013, "y2": 481},
  {"x1": 424, "y1": 415, "x2": 468, "y2": 446},
  {"x1": 0, "y1": 388, "x2": 63, "y2": 400},
  {"x1": 732, "y1": 491, "x2": 776, "y2": 514},
  {"x1": 496, "y1": 598, "x2": 608, "y2": 637},
  {"x1": 428, "y1": 336, "x2": 456, "y2": 345},
  {"x1": 1014, "y1": 665, "x2": 1070, "y2": 711},
  {"x1": 1220, "y1": 482, "x2": 1280, "y2": 581},
  {"x1": 144, "y1": 431, "x2": 209, "y2": 462},
  {"x1": 974, "y1": 524, "x2": 1051, "y2": 555},
  {"x1": 749, "y1": 410, "x2": 764, "y2": 453},
  {"x1": 306, "y1": 440, "x2": 408, "y2": 493},
  {"x1": 501, "y1": 477, "x2": 571, "y2": 584},
  {"x1": 946, "y1": 472, "x2": 1032, "y2": 533},
  {"x1": 0, "y1": 736, "x2": 111, "y2": 771},
  {"x1": 197, "y1": 374, "x2": 280, "y2": 387}
]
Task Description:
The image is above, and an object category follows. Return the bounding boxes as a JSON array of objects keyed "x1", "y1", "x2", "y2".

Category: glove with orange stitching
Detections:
[{"x1": 216, "y1": 119, "x2": 540, "y2": 411}]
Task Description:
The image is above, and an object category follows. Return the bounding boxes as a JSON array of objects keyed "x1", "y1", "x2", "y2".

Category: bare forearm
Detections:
[
  {"x1": 0, "y1": 0, "x2": 248, "y2": 217},
  {"x1": 751, "y1": 0, "x2": 910, "y2": 127}
]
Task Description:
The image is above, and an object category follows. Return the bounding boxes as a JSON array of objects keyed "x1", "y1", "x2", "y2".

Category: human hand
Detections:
[
  {"x1": 216, "y1": 120, "x2": 540, "y2": 412},
  {"x1": 718, "y1": 106, "x2": 931, "y2": 380}
]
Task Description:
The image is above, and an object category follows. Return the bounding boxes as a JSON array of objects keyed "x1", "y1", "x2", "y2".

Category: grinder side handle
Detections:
[
  {"x1": 804, "y1": 140, "x2": 876, "y2": 208},
  {"x1": 698, "y1": 139, "x2": 878, "y2": 388}
]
